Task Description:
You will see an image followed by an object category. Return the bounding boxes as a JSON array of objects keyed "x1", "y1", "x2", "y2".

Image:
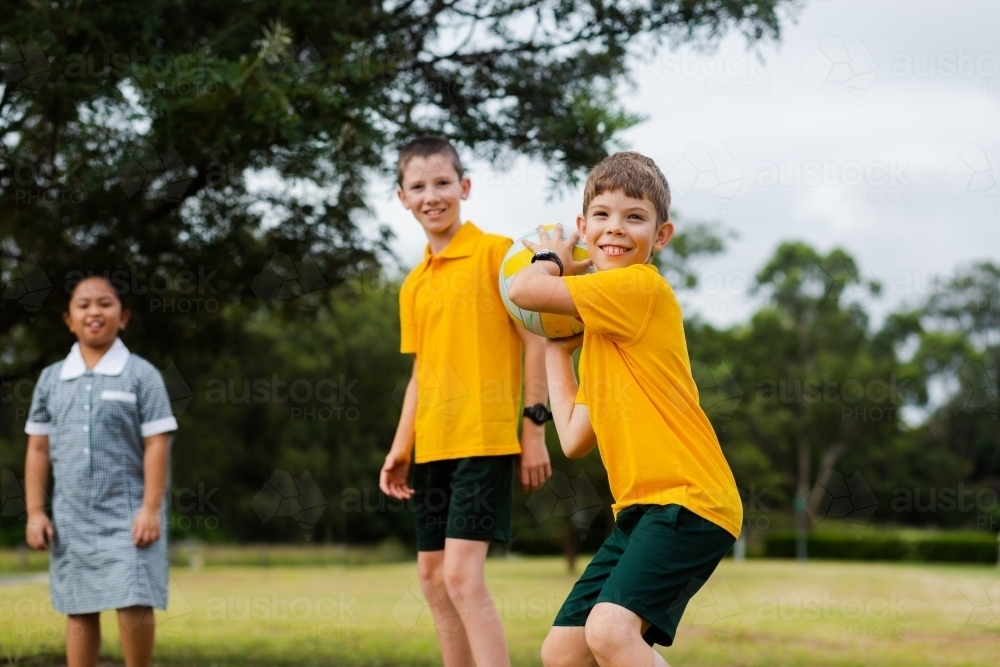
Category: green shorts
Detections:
[
  {"x1": 411, "y1": 455, "x2": 515, "y2": 552},
  {"x1": 552, "y1": 503, "x2": 735, "y2": 647}
]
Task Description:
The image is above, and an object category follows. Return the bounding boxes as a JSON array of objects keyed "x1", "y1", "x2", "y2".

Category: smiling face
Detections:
[
  {"x1": 577, "y1": 190, "x2": 674, "y2": 271},
  {"x1": 396, "y1": 154, "x2": 470, "y2": 239},
  {"x1": 63, "y1": 277, "x2": 130, "y2": 350}
]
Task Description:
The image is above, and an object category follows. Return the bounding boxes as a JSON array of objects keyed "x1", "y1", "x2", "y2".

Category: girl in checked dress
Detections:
[{"x1": 23, "y1": 275, "x2": 176, "y2": 667}]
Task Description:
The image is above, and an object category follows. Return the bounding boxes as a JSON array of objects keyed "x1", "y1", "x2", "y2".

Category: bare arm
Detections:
[
  {"x1": 515, "y1": 325, "x2": 551, "y2": 492},
  {"x1": 508, "y1": 261, "x2": 579, "y2": 315},
  {"x1": 133, "y1": 432, "x2": 169, "y2": 547},
  {"x1": 546, "y1": 338, "x2": 597, "y2": 459},
  {"x1": 24, "y1": 435, "x2": 54, "y2": 549},
  {"x1": 507, "y1": 223, "x2": 591, "y2": 315},
  {"x1": 380, "y1": 358, "x2": 418, "y2": 500}
]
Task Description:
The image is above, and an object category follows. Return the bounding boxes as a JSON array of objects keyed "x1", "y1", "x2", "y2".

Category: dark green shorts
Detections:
[
  {"x1": 552, "y1": 504, "x2": 735, "y2": 647},
  {"x1": 411, "y1": 455, "x2": 515, "y2": 552}
]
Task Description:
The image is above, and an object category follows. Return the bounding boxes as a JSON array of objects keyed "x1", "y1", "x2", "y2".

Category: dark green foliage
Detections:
[
  {"x1": 765, "y1": 531, "x2": 909, "y2": 561},
  {"x1": 764, "y1": 530, "x2": 998, "y2": 564}
]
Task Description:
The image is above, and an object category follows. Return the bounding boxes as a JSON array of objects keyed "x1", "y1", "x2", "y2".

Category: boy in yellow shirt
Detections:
[
  {"x1": 508, "y1": 151, "x2": 743, "y2": 667},
  {"x1": 379, "y1": 136, "x2": 552, "y2": 667}
]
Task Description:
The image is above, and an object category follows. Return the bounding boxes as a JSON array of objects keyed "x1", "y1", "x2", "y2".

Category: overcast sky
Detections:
[{"x1": 367, "y1": 0, "x2": 999, "y2": 328}]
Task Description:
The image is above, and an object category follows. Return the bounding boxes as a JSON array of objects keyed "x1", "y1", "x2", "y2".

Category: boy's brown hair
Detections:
[
  {"x1": 583, "y1": 151, "x2": 671, "y2": 223},
  {"x1": 396, "y1": 136, "x2": 465, "y2": 186}
]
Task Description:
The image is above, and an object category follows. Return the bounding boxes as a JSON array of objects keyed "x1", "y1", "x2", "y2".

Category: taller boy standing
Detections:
[
  {"x1": 379, "y1": 136, "x2": 552, "y2": 667},
  {"x1": 508, "y1": 152, "x2": 743, "y2": 667}
]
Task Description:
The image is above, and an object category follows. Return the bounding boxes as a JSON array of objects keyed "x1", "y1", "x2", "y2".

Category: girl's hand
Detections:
[
  {"x1": 132, "y1": 505, "x2": 161, "y2": 548},
  {"x1": 548, "y1": 333, "x2": 584, "y2": 354},
  {"x1": 522, "y1": 224, "x2": 592, "y2": 277},
  {"x1": 26, "y1": 513, "x2": 54, "y2": 550},
  {"x1": 380, "y1": 450, "x2": 414, "y2": 500}
]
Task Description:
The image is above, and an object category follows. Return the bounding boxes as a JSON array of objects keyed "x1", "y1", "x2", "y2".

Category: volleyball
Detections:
[{"x1": 499, "y1": 225, "x2": 590, "y2": 338}]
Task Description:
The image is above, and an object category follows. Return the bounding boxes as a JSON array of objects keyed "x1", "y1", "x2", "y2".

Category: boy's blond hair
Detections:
[
  {"x1": 396, "y1": 136, "x2": 465, "y2": 186},
  {"x1": 583, "y1": 151, "x2": 671, "y2": 223}
]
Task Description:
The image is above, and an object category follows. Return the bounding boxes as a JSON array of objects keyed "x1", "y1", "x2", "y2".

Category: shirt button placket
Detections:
[{"x1": 83, "y1": 376, "x2": 92, "y2": 458}]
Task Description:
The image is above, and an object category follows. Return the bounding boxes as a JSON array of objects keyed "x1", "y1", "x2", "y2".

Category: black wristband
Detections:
[
  {"x1": 531, "y1": 249, "x2": 564, "y2": 276},
  {"x1": 523, "y1": 403, "x2": 553, "y2": 425}
]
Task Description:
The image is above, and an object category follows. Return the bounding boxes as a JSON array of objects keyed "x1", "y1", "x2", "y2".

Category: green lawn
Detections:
[{"x1": 1, "y1": 557, "x2": 998, "y2": 666}]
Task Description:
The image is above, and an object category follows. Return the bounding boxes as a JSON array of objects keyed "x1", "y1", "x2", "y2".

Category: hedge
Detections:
[{"x1": 764, "y1": 530, "x2": 998, "y2": 563}]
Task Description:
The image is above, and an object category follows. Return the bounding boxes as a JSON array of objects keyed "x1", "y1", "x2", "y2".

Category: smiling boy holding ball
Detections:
[{"x1": 508, "y1": 151, "x2": 743, "y2": 667}]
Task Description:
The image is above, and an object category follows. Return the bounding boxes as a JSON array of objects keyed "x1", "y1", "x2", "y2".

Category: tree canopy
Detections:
[{"x1": 2, "y1": 0, "x2": 793, "y2": 373}]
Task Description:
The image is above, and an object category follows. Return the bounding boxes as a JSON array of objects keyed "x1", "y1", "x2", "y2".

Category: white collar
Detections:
[{"x1": 59, "y1": 338, "x2": 131, "y2": 380}]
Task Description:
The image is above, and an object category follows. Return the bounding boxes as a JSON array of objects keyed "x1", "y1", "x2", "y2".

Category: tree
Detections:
[{"x1": 1, "y1": 0, "x2": 793, "y2": 376}]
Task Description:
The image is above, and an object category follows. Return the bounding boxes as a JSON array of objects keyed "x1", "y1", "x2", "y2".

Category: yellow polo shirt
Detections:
[
  {"x1": 400, "y1": 222, "x2": 523, "y2": 463},
  {"x1": 564, "y1": 264, "x2": 742, "y2": 538}
]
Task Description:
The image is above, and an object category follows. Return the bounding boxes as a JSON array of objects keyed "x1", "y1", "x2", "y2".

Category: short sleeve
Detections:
[
  {"x1": 493, "y1": 236, "x2": 514, "y2": 272},
  {"x1": 25, "y1": 367, "x2": 53, "y2": 435},
  {"x1": 563, "y1": 266, "x2": 659, "y2": 344},
  {"x1": 399, "y1": 275, "x2": 418, "y2": 354},
  {"x1": 138, "y1": 365, "x2": 178, "y2": 437},
  {"x1": 575, "y1": 362, "x2": 587, "y2": 405}
]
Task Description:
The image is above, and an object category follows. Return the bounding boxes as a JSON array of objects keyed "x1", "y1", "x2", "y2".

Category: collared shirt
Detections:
[
  {"x1": 564, "y1": 265, "x2": 743, "y2": 539},
  {"x1": 399, "y1": 221, "x2": 523, "y2": 463},
  {"x1": 27, "y1": 338, "x2": 178, "y2": 438}
]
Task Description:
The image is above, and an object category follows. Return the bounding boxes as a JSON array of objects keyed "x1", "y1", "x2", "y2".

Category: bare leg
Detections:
[
  {"x1": 117, "y1": 606, "x2": 156, "y2": 667},
  {"x1": 66, "y1": 613, "x2": 100, "y2": 667},
  {"x1": 585, "y1": 603, "x2": 670, "y2": 667},
  {"x1": 541, "y1": 626, "x2": 600, "y2": 667},
  {"x1": 417, "y1": 550, "x2": 476, "y2": 667},
  {"x1": 443, "y1": 538, "x2": 510, "y2": 667}
]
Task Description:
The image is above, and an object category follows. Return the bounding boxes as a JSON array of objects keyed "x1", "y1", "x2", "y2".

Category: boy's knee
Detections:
[
  {"x1": 585, "y1": 606, "x2": 635, "y2": 660},
  {"x1": 442, "y1": 561, "x2": 483, "y2": 602},
  {"x1": 417, "y1": 556, "x2": 444, "y2": 586},
  {"x1": 540, "y1": 631, "x2": 578, "y2": 667}
]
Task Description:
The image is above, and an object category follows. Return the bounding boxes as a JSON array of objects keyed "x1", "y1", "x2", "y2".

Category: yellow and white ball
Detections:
[{"x1": 499, "y1": 225, "x2": 590, "y2": 339}]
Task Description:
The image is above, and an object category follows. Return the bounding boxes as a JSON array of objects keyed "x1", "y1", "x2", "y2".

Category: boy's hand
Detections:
[
  {"x1": 132, "y1": 505, "x2": 161, "y2": 548},
  {"x1": 549, "y1": 333, "x2": 583, "y2": 354},
  {"x1": 522, "y1": 224, "x2": 593, "y2": 276},
  {"x1": 380, "y1": 450, "x2": 414, "y2": 500},
  {"x1": 25, "y1": 513, "x2": 54, "y2": 550},
  {"x1": 517, "y1": 430, "x2": 552, "y2": 493}
]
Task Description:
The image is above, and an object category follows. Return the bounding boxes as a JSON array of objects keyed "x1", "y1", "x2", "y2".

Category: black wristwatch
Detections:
[
  {"x1": 531, "y1": 249, "x2": 564, "y2": 276},
  {"x1": 523, "y1": 403, "x2": 553, "y2": 425}
]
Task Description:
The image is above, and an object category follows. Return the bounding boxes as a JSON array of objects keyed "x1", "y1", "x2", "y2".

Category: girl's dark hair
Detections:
[{"x1": 67, "y1": 273, "x2": 129, "y2": 310}]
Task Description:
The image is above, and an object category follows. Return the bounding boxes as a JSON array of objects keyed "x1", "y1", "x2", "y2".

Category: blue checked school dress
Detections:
[{"x1": 25, "y1": 338, "x2": 177, "y2": 614}]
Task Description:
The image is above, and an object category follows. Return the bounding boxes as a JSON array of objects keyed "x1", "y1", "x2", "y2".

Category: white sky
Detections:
[{"x1": 366, "y1": 0, "x2": 1000, "y2": 328}]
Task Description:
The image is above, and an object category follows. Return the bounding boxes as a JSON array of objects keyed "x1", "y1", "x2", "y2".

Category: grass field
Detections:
[{"x1": 1, "y1": 557, "x2": 998, "y2": 666}]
